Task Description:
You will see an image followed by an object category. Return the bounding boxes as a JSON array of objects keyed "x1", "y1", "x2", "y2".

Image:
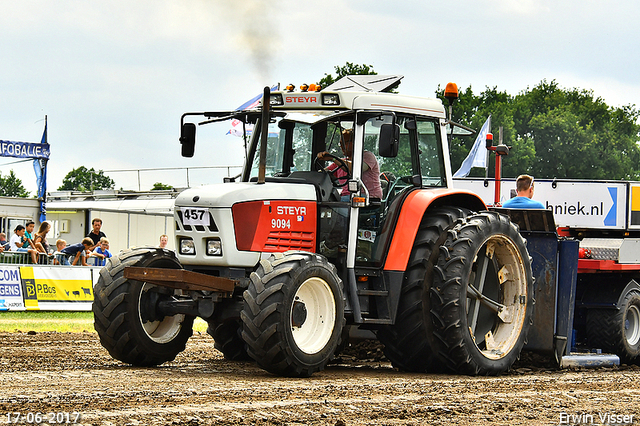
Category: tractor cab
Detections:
[{"x1": 230, "y1": 98, "x2": 450, "y2": 269}]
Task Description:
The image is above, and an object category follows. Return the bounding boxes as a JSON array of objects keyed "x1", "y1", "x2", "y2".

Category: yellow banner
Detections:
[{"x1": 20, "y1": 266, "x2": 94, "y2": 310}]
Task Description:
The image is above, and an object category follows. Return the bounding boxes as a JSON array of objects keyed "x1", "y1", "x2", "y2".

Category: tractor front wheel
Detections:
[
  {"x1": 207, "y1": 299, "x2": 251, "y2": 361},
  {"x1": 93, "y1": 248, "x2": 194, "y2": 366},
  {"x1": 241, "y1": 252, "x2": 345, "y2": 377}
]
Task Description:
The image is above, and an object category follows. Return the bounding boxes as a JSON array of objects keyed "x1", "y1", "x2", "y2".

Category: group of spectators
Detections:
[
  {"x1": 0, "y1": 221, "x2": 54, "y2": 264},
  {"x1": 0, "y1": 217, "x2": 171, "y2": 266},
  {"x1": 0, "y1": 218, "x2": 112, "y2": 266},
  {"x1": 55, "y1": 218, "x2": 112, "y2": 266}
]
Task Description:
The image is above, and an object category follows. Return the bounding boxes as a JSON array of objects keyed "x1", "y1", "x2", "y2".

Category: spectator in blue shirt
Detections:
[
  {"x1": 90, "y1": 238, "x2": 112, "y2": 266},
  {"x1": 502, "y1": 175, "x2": 545, "y2": 209},
  {"x1": 61, "y1": 238, "x2": 93, "y2": 266}
]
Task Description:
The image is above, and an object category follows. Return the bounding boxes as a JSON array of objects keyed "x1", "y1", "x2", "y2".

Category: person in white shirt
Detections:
[{"x1": 9, "y1": 224, "x2": 38, "y2": 263}]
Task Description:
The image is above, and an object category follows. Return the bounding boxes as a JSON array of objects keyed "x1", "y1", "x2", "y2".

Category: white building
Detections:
[{"x1": 1, "y1": 190, "x2": 181, "y2": 253}]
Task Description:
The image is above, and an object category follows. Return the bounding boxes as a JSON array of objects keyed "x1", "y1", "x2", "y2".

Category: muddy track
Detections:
[{"x1": 1, "y1": 332, "x2": 639, "y2": 425}]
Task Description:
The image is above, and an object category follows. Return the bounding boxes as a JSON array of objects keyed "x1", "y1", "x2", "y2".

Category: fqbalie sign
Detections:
[{"x1": 0, "y1": 140, "x2": 50, "y2": 159}]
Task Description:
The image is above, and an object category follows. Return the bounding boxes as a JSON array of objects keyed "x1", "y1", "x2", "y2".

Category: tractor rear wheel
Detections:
[
  {"x1": 429, "y1": 211, "x2": 534, "y2": 375},
  {"x1": 93, "y1": 248, "x2": 194, "y2": 366},
  {"x1": 377, "y1": 207, "x2": 469, "y2": 372},
  {"x1": 586, "y1": 289, "x2": 640, "y2": 365},
  {"x1": 241, "y1": 252, "x2": 345, "y2": 377}
]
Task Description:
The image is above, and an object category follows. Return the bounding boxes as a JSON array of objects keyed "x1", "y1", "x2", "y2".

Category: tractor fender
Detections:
[{"x1": 383, "y1": 188, "x2": 486, "y2": 272}]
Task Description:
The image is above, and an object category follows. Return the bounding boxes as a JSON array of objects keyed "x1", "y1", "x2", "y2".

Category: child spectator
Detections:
[
  {"x1": 10, "y1": 224, "x2": 38, "y2": 263},
  {"x1": 22, "y1": 221, "x2": 37, "y2": 250},
  {"x1": 61, "y1": 237, "x2": 93, "y2": 266},
  {"x1": 54, "y1": 239, "x2": 69, "y2": 265},
  {"x1": 159, "y1": 234, "x2": 168, "y2": 249},
  {"x1": 90, "y1": 238, "x2": 112, "y2": 266}
]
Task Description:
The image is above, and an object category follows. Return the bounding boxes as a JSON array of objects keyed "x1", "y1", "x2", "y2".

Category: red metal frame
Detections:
[{"x1": 578, "y1": 259, "x2": 640, "y2": 273}]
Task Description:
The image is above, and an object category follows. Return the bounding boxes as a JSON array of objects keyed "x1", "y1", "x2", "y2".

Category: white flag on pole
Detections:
[{"x1": 453, "y1": 115, "x2": 491, "y2": 178}]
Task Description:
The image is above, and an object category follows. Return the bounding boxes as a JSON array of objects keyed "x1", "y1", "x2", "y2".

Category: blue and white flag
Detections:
[
  {"x1": 33, "y1": 121, "x2": 48, "y2": 222},
  {"x1": 228, "y1": 85, "x2": 279, "y2": 137},
  {"x1": 453, "y1": 115, "x2": 491, "y2": 178}
]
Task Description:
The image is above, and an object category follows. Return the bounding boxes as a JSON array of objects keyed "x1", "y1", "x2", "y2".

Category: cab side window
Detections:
[{"x1": 416, "y1": 119, "x2": 445, "y2": 187}]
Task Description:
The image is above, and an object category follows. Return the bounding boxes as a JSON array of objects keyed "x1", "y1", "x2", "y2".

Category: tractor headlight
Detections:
[
  {"x1": 180, "y1": 238, "x2": 195, "y2": 255},
  {"x1": 270, "y1": 94, "x2": 284, "y2": 106},
  {"x1": 322, "y1": 94, "x2": 340, "y2": 106},
  {"x1": 207, "y1": 239, "x2": 222, "y2": 256}
]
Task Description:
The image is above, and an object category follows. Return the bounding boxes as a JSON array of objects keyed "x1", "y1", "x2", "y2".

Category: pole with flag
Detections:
[
  {"x1": 33, "y1": 116, "x2": 48, "y2": 223},
  {"x1": 227, "y1": 85, "x2": 279, "y2": 157},
  {"x1": 453, "y1": 115, "x2": 491, "y2": 178}
]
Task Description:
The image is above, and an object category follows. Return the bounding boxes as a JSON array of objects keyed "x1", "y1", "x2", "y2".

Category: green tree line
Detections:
[
  {"x1": 322, "y1": 63, "x2": 640, "y2": 180},
  {"x1": 443, "y1": 80, "x2": 640, "y2": 180}
]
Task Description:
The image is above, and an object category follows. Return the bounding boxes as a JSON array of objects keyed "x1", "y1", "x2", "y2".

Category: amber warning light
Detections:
[{"x1": 444, "y1": 82, "x2": 459, "y2": 105}]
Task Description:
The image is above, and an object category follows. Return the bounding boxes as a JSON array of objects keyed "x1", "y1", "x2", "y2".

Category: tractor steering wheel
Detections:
[{"x1": 314, "y1": 154, "x2": 352, "y2": 187}]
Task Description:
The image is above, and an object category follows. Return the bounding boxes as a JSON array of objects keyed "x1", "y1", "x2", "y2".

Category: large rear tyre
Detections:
[
  {"x1": 586, "y1": 289, "x2": 640, "y2": 365},
  {"x1": 241, "y1": 252, "x2": 345, "y2": 377},
  {"x1": 93, "y1": 248, "x2": 194, "y2": 366},
  {"x1": 430, "y1": 211, "x2": 534, "y2": 375},
  {"x1": 377, "y1": 207, "x2": 469, "y2": 372}
]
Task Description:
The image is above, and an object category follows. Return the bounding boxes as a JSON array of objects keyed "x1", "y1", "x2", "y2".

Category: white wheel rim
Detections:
[
  {"x1": 290, "y1": 277, "x2": 336, "y2": 355},
  {"x1": 626, "y1": 304, "x2": 640, "y2": 347},
  {"x1": 466, "y1": 235, "x2": 528, "y2": 360},
  {"x1": 138, "y1": 283, "x2": 185, "y2": 344}
]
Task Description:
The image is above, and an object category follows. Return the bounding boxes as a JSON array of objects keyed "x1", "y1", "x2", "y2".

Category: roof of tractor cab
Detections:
[{"x1": 270, "y1": 90, "x2": 446, "y2": 119}]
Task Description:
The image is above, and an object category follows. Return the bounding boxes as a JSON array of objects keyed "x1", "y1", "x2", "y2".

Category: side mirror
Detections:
[
  {"x1": 379, "y1": 123, "x2": 399, "y2": 157},
  {"x1": 180, "y1": 123, "x2": 196, "y2": 157}
]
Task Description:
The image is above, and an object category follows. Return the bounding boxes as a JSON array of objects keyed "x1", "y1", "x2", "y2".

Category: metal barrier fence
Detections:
[
  {"x1": 0, "y1": 252, "x2": 54, "y2": 265},
  {"x1": 0, "y1": 252, "x2": 105, "y2": 264},
  {"x1": 0, "y1": 252, "x2": 104, "y2": 266}
]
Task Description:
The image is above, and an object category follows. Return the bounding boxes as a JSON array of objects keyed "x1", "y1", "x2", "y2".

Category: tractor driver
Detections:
[{"x1": 317, "y1": 129, "x2": 383, "y2": 200}]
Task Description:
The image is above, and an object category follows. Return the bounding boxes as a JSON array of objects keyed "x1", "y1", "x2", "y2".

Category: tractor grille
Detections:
[{"x1": 265, "y1": 231, "x2": 314, "y2": 251}]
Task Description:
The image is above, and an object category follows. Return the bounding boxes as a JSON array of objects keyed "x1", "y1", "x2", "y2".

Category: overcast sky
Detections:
[{"x1": 1, "y1": 0, "x2": 639, "y2": 195}]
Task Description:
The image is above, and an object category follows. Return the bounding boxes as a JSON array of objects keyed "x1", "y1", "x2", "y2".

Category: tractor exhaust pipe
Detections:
[{"x1": 257, "y1": 86, "x2": 270, "y2": 184}]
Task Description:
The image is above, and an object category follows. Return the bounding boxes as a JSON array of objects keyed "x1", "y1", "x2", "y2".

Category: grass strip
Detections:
[{"x1": 0, "y1": 311, "x2": 208, "y2": 333}]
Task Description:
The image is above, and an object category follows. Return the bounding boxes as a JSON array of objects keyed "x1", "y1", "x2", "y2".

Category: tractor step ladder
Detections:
[{"x1": 355, "y1": 274, "x2": 394, "y2": 325}]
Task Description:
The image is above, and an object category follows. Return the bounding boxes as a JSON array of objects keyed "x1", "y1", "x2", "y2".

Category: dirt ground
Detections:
[{"x1": 1, "y1": 332, "x2": 639, "y2": 426}]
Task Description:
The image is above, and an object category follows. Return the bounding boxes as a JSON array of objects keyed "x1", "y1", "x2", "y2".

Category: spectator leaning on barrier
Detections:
[
  {"x1": 9, "y1": 224, "x2": 38, "y2": 263},
  {"x1": 34, "y1": 221, "x2": 52, "y2": 256},
  {"x1": 502, "y1": 174, "x2": 545, "y2": 209},
  {"x1": 54, "y1": 239, "x2": 69, "y2": 265},
  {"x1": 23, "y1": 221, "x2": 37, "y2": 250},
  {"x1": 87, "y1": 218, "x2": 106, "y2": 250},
  {"x1": 61, "y1": 237, "x2": 93, "y2": 266}
]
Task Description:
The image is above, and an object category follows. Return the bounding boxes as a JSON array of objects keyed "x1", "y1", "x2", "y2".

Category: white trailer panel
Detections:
[{"x1": 454, "y1": 178, "x2": 629, "y2": 230}]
